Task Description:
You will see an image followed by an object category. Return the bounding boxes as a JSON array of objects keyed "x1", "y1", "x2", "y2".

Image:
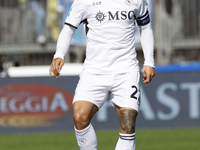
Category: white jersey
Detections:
[{"x1": 65, "y1": 0, "x2": 151, "y2": 74}]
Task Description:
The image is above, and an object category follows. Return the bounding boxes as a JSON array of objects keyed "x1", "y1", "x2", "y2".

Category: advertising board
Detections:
[{"x1": 0, "y1": 62, "x2": 200, "y2": 134}]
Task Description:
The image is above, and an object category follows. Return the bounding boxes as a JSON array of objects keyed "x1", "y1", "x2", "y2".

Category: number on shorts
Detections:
[{"x1": 130, "y1": 85, "x2": 138, "y2": 100}]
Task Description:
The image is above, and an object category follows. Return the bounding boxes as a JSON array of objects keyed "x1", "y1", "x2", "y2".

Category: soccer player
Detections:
[{"x1": 49, "y1": 0, "x2": 156, "y2": 149}]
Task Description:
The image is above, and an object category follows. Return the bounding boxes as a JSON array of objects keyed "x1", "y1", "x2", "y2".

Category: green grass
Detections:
[{"x1": 0, "y1": 128, "x2": 200, "y2": 150}]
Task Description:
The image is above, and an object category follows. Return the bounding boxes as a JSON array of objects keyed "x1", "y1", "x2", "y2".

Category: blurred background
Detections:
[
  {"x1": 0, "y1": 0, "x2": 86, "y2": 78},
  {"x1": 0, "y1": 1, "x2": 200, "y2": 150},
  {"x1": 0, "y1": 0, "x2": 200, "y2": 135},
  {"x1": 0, "y1": 0, "x2": 199, "y2": 77}
]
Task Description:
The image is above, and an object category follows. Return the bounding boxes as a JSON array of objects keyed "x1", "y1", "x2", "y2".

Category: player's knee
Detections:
[
  {"x1": 73, "y1": 101, "x2": 98, "y2": 130},
  {"x1": 74, "y1": 110, "x2": 91, "y2": 130}
]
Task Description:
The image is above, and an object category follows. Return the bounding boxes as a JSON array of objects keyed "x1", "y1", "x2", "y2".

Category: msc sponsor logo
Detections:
[
  {"x1": 95, "y1": 11, "x2": 106, "y2": 23},
  {"x1": 108, "y1": 11, "x2": 135, "y2": 20},
  {"x1": 0, "y1": 84, "x2": 73, "y2": 127},
  {"x1": 95, "y1": 10, "x2": 135, "y2": 23}
]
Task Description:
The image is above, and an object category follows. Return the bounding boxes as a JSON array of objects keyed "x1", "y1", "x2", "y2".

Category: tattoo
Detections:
[{"x1": 119, "y1": 109, "x2": 137, "y2": 134}]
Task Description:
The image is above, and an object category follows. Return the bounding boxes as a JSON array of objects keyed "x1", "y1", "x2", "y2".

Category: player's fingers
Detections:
[
  {"x1": 49, "y1": 67, "x2": 52, "y2": 76},
  {"x1": 54, "y1": 60, "x2": 62, "y2": 78},
  {"x1": 58, "y1": 60, "x2": 64, "y2": 71},
  {"x1": 141, "y1": 69, "x2": 147, "y2": 82},
  {"x1": 145, "y1": 74, "x2": 152, "y2": 83},
  {"x1": 52, "y1": 61, "x2": 59, "y2": 77},
  {"x1": 142, "y1": 68, "x2": 151, "y2": 83},
  {"x1": 148, "y1": 70, "x2": 156, "y2": 82},
  {"x1": 50, "y1": 58, "x2": 64, "y2": 78},
  {"x1": 49, "y1": 63, "x2": 54, "y2": 76},
  {"x1": 56, "y1": 60, "x2": 60, "y2": 71},
  {"x1": 50, "y1": 62, "x2": 58, "y2": 78},
  {"x1": 144, "y1": 71, "x2": 156, "y2": 83},
  {"x1": 143, "y1": 76, "x2": 149, "y2": 84}
]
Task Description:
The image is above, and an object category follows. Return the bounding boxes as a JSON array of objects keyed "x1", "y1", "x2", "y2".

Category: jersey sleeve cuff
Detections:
[
  {"x1": 53, "y1": 53, "x2": 65, "y2": 60},
  {"x1": 143, "y1": 60, "x2": 155, "y2": 68},
  {"x1": 65, "y1": 22, "x2": 78, "y2": 29}
]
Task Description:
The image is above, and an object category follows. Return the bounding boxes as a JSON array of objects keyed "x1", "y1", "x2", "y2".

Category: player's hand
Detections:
[
  {"x1": 49, "y1": 58, "x2": 64, "y2": 78},
  {"x1": 141, "y1": 65, "x2": 156, "y2": 84}
]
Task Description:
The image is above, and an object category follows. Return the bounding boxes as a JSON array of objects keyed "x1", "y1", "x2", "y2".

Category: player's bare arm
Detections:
[
  {"x1": 49, "y1": 58, "x2": 64, "y2": 78},
  {"x1": 141, "y1": 65, "x2": 156, "y2": 84}
]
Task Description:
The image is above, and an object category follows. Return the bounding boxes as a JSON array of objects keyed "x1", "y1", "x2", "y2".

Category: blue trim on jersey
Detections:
[{"x1": 144, "y1": 62, "x2": 200, "y2": 73}]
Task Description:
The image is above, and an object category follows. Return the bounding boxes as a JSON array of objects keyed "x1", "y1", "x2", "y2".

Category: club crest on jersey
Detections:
[
  {"x1": 95, "y1": 11, "x2": 106, "y2": 23},
  {"x1": 125, "y1": 0, "x2": 133, "y2": 6}
]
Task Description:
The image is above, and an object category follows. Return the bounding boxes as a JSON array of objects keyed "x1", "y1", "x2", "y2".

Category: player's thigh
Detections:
[
  {"x1": 111, "y1": 71, "x2": 141, "y2": 112},
  {"x1": 73, "y1": 71, "x2": 110, "y2": 109}
]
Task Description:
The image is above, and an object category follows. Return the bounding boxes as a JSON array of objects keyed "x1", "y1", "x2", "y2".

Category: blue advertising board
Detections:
[{"x1": 0, "y1": 62, "x2": 200, "y2": 134}]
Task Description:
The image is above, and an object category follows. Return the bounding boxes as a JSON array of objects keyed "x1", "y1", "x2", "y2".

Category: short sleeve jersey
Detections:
[{"x1": 65, "y1": 0, "x2": 150, "y2": 74}]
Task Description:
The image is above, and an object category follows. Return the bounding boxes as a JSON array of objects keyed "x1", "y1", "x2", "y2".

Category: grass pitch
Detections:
[{"x1": 0, "y1": 128, "x2": 200, "y2": 150}]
